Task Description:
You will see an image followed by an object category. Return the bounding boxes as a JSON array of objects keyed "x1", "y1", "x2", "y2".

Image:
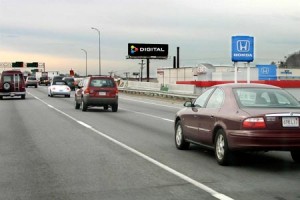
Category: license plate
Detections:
[
  {"x1": 282, "y1": 117, "x2": 299, "y2": 127},
  {"x1": 99, "y1": 92, "x2": 106, "y2": 96}
]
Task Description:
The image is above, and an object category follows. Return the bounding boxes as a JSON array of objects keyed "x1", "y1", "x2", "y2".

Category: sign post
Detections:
[{"x1": 231, "y1": 36, "x2": 254, "y2": 83}]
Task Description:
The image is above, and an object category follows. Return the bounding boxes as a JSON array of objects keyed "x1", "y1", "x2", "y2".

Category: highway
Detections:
[{"x1": 1, "y1": 86, "x2": 299, "y2": 200}]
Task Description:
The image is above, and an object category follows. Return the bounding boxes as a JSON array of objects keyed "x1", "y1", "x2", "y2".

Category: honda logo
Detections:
[
  {"x1": 261, "y1": 67, "x2": 269, "y2": 75},
  {"x1": 237, "y1": 40, "x2": 250, "y2": 52}
]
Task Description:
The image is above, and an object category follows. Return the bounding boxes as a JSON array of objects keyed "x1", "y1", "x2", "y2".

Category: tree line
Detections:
[{"x1": 276, "y1": 51, "x2": 300, "y2": 68}]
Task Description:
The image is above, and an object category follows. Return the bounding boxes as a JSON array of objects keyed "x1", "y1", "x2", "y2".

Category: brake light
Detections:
[
  {"x1": 243, "y1": 117, "x2": 266, "y2": 129},
  {"x1": 112, "y1": 88, "x2": 118, "y2": 95},
  {"x1": 84, "y1": 88, "x2": 90, "y2": 94}
]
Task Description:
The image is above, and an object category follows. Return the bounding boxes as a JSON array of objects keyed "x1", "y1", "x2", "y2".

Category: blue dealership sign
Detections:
[
  {"x1": 256, "y1": 65, "x2": 277, "y2": 80},
  {"x1": 232, "y1": 36, "x2": 254, "y2": 62}
]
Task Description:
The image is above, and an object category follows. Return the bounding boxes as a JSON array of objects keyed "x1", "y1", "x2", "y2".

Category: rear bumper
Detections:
[
  {"x1": 51, "y1": 91, "x2": 70, "y2": 96},
  {"x1": 0, "y1": 91, "x2": 26, "y2": 97},
  {"x1": 227, "y1": 130, "x2": 300, "y2": 151},
  {"x1": 82, "y1": 95, "x2": 118, "y2": 106}
]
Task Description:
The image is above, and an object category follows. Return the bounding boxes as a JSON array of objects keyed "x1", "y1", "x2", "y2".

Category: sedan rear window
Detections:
[{"x1": 234, "y1": 88, "x2": 300, "y2": 108}]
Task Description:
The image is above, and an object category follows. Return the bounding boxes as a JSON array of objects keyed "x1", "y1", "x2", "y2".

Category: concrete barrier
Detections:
[{"x1": 118, "y1": 80, "x2": 198, "y2": 100}]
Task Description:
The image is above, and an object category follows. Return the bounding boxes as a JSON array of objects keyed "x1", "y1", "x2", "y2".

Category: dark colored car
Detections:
[
  {"x1": 0, "y1": 70, "x2": 26, "y2": 99},
  {"x1": 52, "y1": 76, "x2": 64, "y2": 82},
  {"x1": 174, "y1": 83, "x2": 300, "y2": 165},
  {"x1": 62, "y1": 77, "x2": 75, "y2": 91},
  {"x1": 75, "y1": 76, "x2": 118, "y2": 112},
  {"x1": 39, "y1": 76, "x2": 50, "y2": 86},
  {"x1": 25, "y1": 76, "x2": 38, "y2": 88}
]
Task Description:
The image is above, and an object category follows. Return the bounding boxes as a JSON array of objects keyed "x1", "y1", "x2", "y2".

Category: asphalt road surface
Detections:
[{"x1": 0, "y1": 86, "x2": 299, "y2": 200}]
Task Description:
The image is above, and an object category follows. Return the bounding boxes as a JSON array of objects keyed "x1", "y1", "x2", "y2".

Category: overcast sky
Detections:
[{"x1": 1, "y1": 0, "x2": 300, "y2": 76}]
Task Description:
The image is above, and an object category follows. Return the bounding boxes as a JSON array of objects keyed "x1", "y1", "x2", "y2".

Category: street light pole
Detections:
[
  {"x1": 91, "y1": 27, "x2": 101, "y2": 75},
  {"x1": 81, "y1": 49, "x2": 87, "y2": 76}
]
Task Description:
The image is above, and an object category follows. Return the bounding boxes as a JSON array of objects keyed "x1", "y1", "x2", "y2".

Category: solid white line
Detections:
[
  {"x1": 28, "y1": 92, "x2": 234, "y2": 200},
  {"x1": 77, "y1": 121, "x2": 92, "y2": 129}
]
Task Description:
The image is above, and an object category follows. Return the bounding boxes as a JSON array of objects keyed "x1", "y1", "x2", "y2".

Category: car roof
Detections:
[
  {"x1": 89, "y1": 76, "x2": 113, "y2": 79},
  {"x1": 214, "y1": 83, "x2": 280, "y2": 89},
  {"x1": 1, "y1": 70, "x2": 23, "y2": 75}
]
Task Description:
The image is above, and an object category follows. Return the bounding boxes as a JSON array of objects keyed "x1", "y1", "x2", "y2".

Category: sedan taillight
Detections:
[{"x1": 243, "y1": 117, "x2": 266, "y2": 129}]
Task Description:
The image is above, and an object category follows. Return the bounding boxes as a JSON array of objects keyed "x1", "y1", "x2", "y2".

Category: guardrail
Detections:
[{"x1": 118, "y1": 80, "x2": 198, "y2": 101}]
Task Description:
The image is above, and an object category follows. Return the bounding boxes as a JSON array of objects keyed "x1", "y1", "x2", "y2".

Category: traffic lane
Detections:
[
  {"x1": 27, "y1": 88, "x2": 300, "y2": 200},
  {"x1": 119, "y1": 93, "x2": 184, "y2": 120},
  {"x1": 68, "y1": 107, "x2": 300, "y2": 200},
  {"x1": 0, "y1": 94, "x2": 217, "y2": 200}
]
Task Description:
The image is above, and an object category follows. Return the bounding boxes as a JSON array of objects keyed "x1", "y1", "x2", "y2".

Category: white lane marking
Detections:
[
  {"x1": 28, "y1": 92, "x2": 234, "y2": 200},
  {"x1": 77, "y1": 121, "x2": 92, "y2": 129},
  {"x1": 120, "y1": 107, "x2": 173, "y2": 122},
  {"x1": 120, "y1": 96, "x2": 182, "y2": 109}
]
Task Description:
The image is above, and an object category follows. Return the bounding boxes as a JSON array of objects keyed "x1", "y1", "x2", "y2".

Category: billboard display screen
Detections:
[{"x1": 128, "y1": 43, "x2": 168, "y2": 58}]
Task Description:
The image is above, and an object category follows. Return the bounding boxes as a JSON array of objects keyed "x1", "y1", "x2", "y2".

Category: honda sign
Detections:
[{"x1": 231, "y1": 36, "x2": 254, "y2": 62}]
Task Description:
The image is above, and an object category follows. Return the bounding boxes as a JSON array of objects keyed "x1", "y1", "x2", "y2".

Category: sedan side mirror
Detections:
[{"x1": 184, "y1": 101, "x2": 193, "y2": 107}]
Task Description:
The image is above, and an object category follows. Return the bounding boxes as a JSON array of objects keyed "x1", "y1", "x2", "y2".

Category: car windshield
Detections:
[
  {"x1": 233, "y1": 88, "x2": 300, "y2": 108},
  {"x1": 90, "y1": 79, "x2": 114, "y2": 87}
]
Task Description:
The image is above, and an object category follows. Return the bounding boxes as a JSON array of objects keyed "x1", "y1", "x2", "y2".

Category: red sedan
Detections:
[{"x1": 175, "y1": 83, "x2": 300, "y2": 165}]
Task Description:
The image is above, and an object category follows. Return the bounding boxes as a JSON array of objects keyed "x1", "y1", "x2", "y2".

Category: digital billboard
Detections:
[{"x1": 128, "y1": 43, "x2": 168, "y2": 58}]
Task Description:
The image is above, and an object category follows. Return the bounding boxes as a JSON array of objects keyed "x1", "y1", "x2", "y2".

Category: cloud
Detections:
[{"x1": 1, "y1": 0, "x2": 300, "y2": 75}]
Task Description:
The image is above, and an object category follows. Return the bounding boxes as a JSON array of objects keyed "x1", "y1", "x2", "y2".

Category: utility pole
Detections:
[
  {"x1": 108, "y1": 71, "x2": 114, "y2": 77},
  {"x1": 124, "y1": 72, "x2": 130, "y2": 80},
  {"x1": 139, "y1": 60, "x2": 145, "y2": 82}
]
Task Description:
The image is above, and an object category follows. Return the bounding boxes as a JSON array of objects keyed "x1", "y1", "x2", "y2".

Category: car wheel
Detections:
[
  {"x1": 50, "y1": 92, "x2": 53, "y2": 97},
  {"x1": 103, "y1": 105, "x2": 109, "y2": 110},
  {"x1": 0, "y1": 96, "x2": 3, "y2": 100},
  {"x1": 112, "y1": 104, "x2": 118, "y2": 112},
  {"x1": 81, "y1": 100, "x2": 87, "y2": 111},
  {"x1": 291, "y1": 151, "x2": 300, "y2": 163},
  {"x1": 21, "y1": 95, "x2": 25, "y2": 99},
  {"x1": 75, "y1": 101, "x2": 80, "y2": 109},
  {"x1": 214, "y1": 129, "x2": 232, "y2": 166},
  {"x1": 175, "y1": 120, "x2": 190, "y2": 150}
]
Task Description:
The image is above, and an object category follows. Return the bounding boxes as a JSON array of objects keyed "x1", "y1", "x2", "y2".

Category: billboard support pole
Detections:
[
  {"x1": 234, "y1": 62, "x2": 237, "y2": 83},
  {"x1": 247, "y1": 62, "x2": 250, "y2": 83},
  {"x1": 146, "y1": 58, "x2": 150, "y2": 82}
]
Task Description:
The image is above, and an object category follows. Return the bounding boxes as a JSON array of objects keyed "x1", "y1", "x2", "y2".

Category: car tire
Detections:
[
  {"x1": 3, "y1": 82, "x2": 11, "y2": 91},
  {"x1": 291, "y1": 151, "x2": 300, "y2": 163},
  {"x1": 112, "y1": 104, "x2": 118, "y2": 112},
  {"x1": 50, "y1": 92, "x2": 53, "y2": 97},
  {"x1": 21, "y1": 95, "x2": 25, "y2": 99},
  {"x1": 175, "y1": 120, "x2": 190, "y2": 150},
  {"x1": 104, "y1": 105, "x2": 109, "y2": 110},
  {"x1": 0, "y1": 96, "x2": 3, "y2": 100},
  {"x1": 75, "y1": 102, "x2": 80, "y2": 109},
  {"x1": 81, "y1": 100, "x2": 87, "y2": 112},
  {"x1": 214, "y1": 129, "x2": 232, "y2": 166}
]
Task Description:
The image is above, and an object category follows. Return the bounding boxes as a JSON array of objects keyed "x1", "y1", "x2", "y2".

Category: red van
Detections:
[{"x1": 0, "y1": 70, "x2": 26, "y2": 99}]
